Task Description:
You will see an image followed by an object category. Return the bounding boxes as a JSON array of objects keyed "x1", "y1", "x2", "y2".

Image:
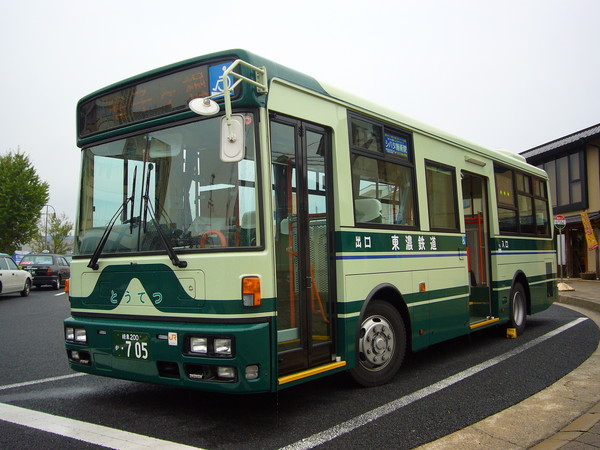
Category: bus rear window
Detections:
[{"x1": 494, "y1": 164, "x2": 550, "y2": 236}]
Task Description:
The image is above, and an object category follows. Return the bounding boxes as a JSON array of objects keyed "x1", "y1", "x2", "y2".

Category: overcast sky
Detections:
[{"x1": 2, "y1": 0, "x2": 599, "y2": 221}]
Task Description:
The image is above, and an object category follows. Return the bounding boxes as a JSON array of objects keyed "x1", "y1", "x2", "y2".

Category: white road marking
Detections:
[
  {"x1": 0, "y1": 403, "x2": 202, "y2": 449},
  {"x1": 282, "y1": 317, "x2": 588, "y2": 450},
  {"x1": 0, "y1": 373, "x2": 87, "y2": 392}
]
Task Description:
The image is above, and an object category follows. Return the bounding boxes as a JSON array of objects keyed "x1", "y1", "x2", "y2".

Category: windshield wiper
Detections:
[
  {"x1": 87, "y1": 200, "x2": 129, "y2": 270},
  {"x1": 141, "y1": 163, "x2": 187, "y2": 269},
  {"x1": 88, "y1": 167, "x2": 139, "y2": 270},
  {"x1": 88, "y1": 154, "x2": 187, "y2": 270},
  {"x1": 129, "y1": 166, "x2": 138, "y2": 234}
]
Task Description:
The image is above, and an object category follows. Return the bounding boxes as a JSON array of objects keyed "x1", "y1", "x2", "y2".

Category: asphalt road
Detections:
[{"x1": 0, "y1": 288, "x2": 598, "y2": 449}]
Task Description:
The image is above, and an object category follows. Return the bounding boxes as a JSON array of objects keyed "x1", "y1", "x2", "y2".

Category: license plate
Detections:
[{"x1": 113, "y1": 331, "x2": 150, "y2": 360}]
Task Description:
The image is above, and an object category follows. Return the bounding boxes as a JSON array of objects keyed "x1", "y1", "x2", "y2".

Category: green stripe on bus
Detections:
[
  {"x1": 69, "y1": 264, "x2": 275, "y2": 315},
  {"x1": 491, "y1": 237, "x2": 554, "y2": 251},
  {"x1": 491, "y1": 273, "x2": 556, "y2": 290},
  {"x1": 335, "y1": 230, "x2": 464, "y2": 253}
]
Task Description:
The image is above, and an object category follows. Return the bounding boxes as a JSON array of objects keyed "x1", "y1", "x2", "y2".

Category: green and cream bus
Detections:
[{"x1": 65, "y1": 49, "x2": 556, "y2": 392}]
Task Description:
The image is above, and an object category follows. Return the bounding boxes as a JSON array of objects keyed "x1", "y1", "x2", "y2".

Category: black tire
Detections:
[
  {"x1": 509, "y1": 282, "x2": 527, "y2": 335},
  {"x1": 54, "y1": 276, "x2": 61, "y2": 290},
  {"x1": 20, "y1": 279, "x2": 31, "y2": 297},
  {"x1": 350, "y1": 300, "x2": 406, "y2": 387}
]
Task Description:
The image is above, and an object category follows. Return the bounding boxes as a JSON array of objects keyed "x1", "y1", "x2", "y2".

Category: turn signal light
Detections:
[{"x1": 242, "y1": 276, "x2": 261, "y2": 307}]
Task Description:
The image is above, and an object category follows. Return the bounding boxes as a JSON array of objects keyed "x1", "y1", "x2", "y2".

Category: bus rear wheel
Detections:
[
  {"x1": 350, "y1": 300, "x2": 406, "y2": 387},
  {"x1": 509, "y1": 282, "x2": 527, "y2": 335}
]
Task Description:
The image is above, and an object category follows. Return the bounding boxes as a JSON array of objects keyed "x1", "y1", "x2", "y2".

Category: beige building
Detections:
[{"x1": 521, "y1": 124, "x2": 600, "y2": 279}]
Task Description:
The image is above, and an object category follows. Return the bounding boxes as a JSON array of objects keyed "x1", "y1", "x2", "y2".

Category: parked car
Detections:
[
  {"x1": 0, "y1": 253, "x2": 32, "y2": 297},
  {"x1": 18, "y1": 253, "x2": 70, "y2": 290}
]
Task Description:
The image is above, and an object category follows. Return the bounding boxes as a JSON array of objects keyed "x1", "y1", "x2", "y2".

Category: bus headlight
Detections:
[
  {"x1": 67, "y1": 349, "x2": 91, "y2": 365},
  {"x1": 75, "y1": 328, "x2": 87, "y2": 344},
  {"x1": 217, "y1": 366, "x2": 236, "y2": 379},
  {"x1": 186, "y1": 336, "x2": 235, "y2": 357},
  {"x1": 190, "y1": 337, "x2": 208, "y2": 354},
  {"x1": 214, "y1": 338, "x2": 232, "y2": 356},
  {"x1": 66, "y1": 326, "x2": 87, "y2": 345}
]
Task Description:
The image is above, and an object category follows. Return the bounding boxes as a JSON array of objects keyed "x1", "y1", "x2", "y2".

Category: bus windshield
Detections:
[{"x1": 75, "y1": 114, "x2": 258, "y2": 256}]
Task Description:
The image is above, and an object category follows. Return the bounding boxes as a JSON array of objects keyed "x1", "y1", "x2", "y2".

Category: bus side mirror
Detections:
[{"x1": 220, "y1": 114, "x2": 245, "y2": 163}]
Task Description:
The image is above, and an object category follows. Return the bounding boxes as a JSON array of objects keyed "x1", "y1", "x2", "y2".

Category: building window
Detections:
[{"x1": 541, "y1": 150, "x2": 586, "y2": 213}]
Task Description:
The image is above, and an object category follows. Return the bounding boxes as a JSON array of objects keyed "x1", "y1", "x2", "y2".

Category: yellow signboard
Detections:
[{"x1": 581, "y1": 211, "x2": 599, "y2": 251}]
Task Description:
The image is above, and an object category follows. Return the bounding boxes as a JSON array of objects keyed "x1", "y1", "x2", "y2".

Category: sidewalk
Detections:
[
  {"x1": 418, "y1": 278, "x2": 600, "y2": 449},
  {"x1": 556, "y1": 278, "x2": 600, "y2": 313},
  {"x1": 533, "y1": 278, "x2": 600, "y2": 449}
]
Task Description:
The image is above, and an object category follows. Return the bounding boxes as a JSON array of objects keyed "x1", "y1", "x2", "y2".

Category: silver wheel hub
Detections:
[
  {"x1": 359, "y1": 316, "x2": 394, "y2": 370},
  {"x1": 513, "y1": 291, "x2": 525, "y2": 325}
]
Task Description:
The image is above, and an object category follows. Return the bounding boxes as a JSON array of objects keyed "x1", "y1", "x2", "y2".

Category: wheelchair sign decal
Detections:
[{"x1": 209, "y1": 62, "x2": 235, "y2": 98}]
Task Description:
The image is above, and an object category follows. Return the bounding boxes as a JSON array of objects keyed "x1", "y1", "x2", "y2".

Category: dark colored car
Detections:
[{"x1": 19, "y1": 253, "x2": 70, "y2": 289}]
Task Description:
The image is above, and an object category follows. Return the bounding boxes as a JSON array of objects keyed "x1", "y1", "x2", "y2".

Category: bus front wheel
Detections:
[
  {"x1": 509, "y1": 282, "x2": 527, "y2": 335},
  {"x1": 350, "y1": 300, "x2": 406, "y2": 387}
]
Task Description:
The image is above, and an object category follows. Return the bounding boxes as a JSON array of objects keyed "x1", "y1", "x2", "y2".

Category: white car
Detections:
[{"x1": 0, "y1": 253, "x2": 32, "y2": 297}]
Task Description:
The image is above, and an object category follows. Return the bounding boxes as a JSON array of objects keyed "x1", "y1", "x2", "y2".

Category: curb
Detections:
[{"x1": 557, "y1": 296, "x2": 600, "y2": 313}]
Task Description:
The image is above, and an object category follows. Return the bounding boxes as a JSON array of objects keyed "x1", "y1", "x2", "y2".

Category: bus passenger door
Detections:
[
  {"x1": 461, "y1": 172, "x2": 492, "y2": 325},
  {"x1": 270, "y1": 116, "x2": 334, "y2": 376}
]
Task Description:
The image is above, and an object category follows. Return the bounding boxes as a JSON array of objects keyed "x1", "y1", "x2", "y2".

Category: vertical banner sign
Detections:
[{"x1": 581, "y1": 211, "x2": 599, "y2": 250}]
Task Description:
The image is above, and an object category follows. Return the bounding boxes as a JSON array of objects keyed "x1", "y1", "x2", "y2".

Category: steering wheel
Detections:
[{"x1": 200, "y1": 230, "x2": 226, "y2": 248}]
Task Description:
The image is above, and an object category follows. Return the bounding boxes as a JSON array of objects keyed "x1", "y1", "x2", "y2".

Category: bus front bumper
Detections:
[{"x1": 64, "y1": 316, "x2": 273, "y2": 393}]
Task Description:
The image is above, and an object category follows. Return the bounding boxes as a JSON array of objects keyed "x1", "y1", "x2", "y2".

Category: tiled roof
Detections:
[{"x1": 521, "y1": 123, "x2": 600, "y2": 159}]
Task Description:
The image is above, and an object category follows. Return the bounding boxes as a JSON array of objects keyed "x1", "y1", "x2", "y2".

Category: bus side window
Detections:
[
  {"x1": 351, "y1": 155, "x2": 416, "y2": 227},
  {"x1": 349, "y1": 114, "x2": 416, "y2": 228},
  {"x1": 425, "y1": 161, "x2": 459, "y2": 232}
]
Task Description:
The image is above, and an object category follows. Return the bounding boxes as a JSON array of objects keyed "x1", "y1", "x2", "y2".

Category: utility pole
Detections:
[{"x1": 43, "y1": 204, "x2": 56, "y2": 251}]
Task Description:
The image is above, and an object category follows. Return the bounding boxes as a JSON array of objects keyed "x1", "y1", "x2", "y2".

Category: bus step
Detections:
[
  {"x1": 278, "y1": 360, "x2": 347, "y2": 386},
  {"x1": 469, "y1": 317, "x2": 500, "y2": 330}
]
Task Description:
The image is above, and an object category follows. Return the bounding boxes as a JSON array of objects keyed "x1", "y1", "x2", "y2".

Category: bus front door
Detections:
[
  {"x1": 270, "y1": 117, "x2": 334, "y2": 377},
  {"x1": 462, "y1": 172, "x2": 492, "y2": 325}
]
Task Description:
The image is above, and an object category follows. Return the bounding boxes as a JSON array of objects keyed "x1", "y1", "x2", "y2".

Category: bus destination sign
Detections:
[{"x1": 78, "y1": 61, "x2": 235, "y2": 138}]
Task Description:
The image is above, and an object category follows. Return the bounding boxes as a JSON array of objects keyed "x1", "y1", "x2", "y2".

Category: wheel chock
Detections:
[{"x1": 506, "y1": 328, "x2": 517, "y2": 339}]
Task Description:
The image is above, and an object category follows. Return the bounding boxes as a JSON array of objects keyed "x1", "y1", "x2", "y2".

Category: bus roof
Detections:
[
  {"x1": 318, "y1": 81, "x2": 539, "y2": 175},
  {"x1": 80, "y1": 49, "x2": 545, "y2": 177}
]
